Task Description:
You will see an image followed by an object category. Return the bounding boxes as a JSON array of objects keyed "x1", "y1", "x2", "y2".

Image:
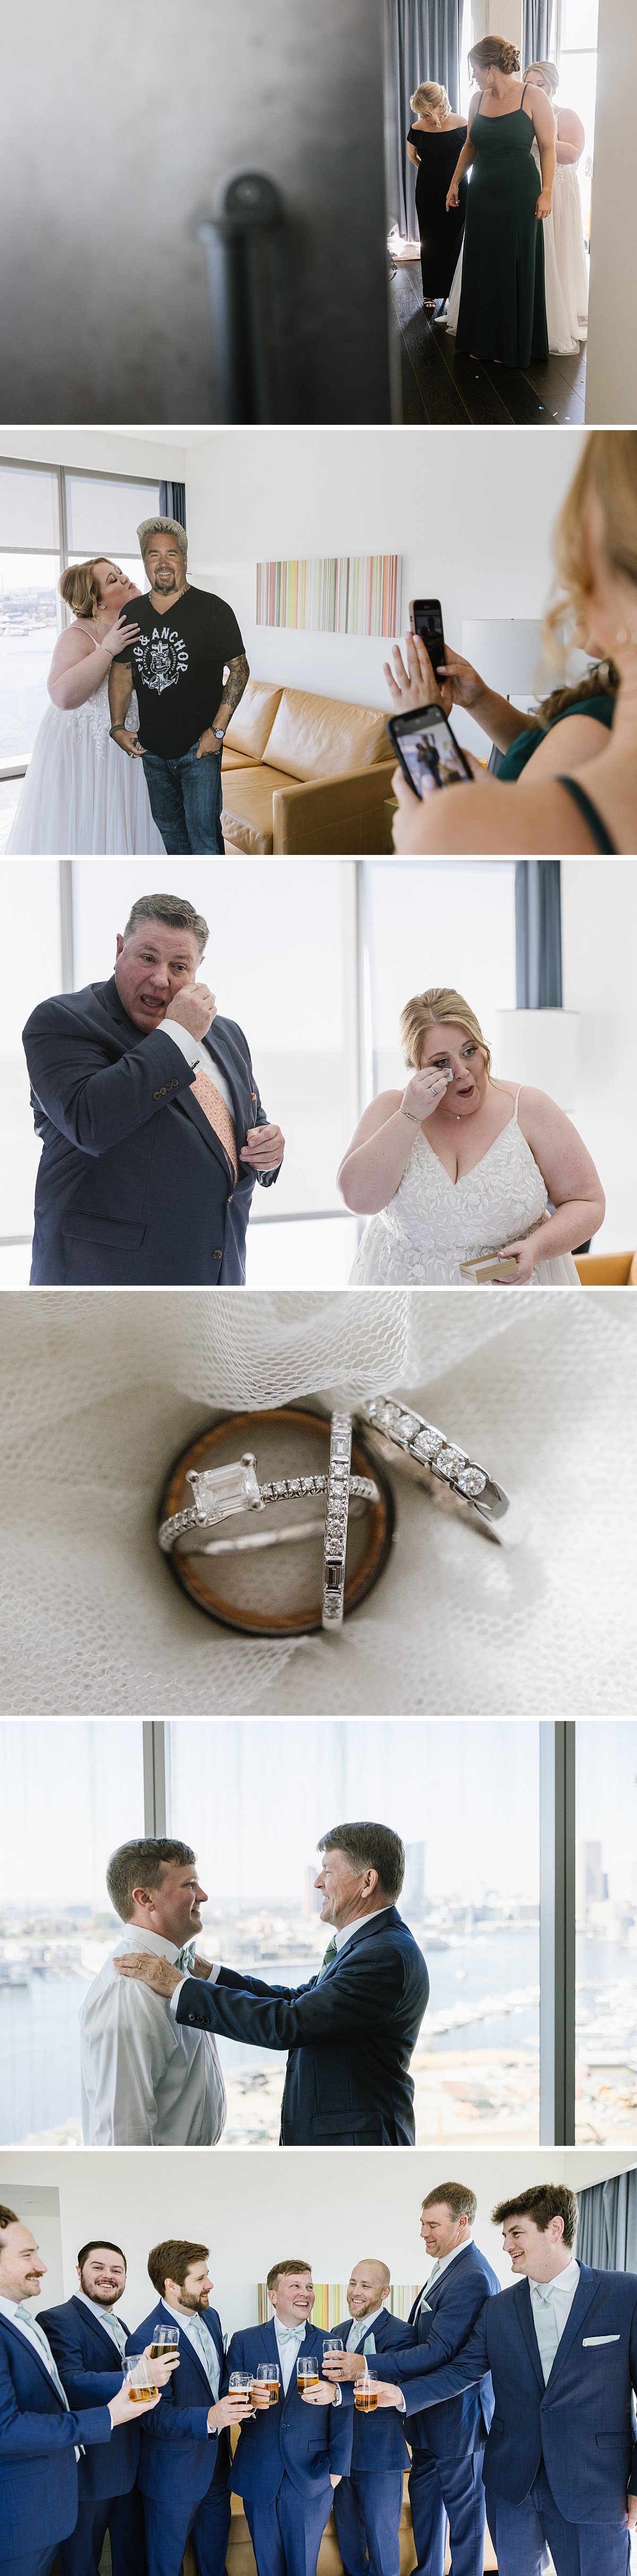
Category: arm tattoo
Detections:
[{"x1": 221, "y1": 653, "x2": 249, "y2": 716}]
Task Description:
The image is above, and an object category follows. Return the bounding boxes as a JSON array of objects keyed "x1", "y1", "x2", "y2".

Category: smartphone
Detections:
[
  {"x1": 387, "y1": 703, "x2": 474, "y2": 798},
  {"x1": 409, "y1": 597, "x2": 446, "y2": 674}
]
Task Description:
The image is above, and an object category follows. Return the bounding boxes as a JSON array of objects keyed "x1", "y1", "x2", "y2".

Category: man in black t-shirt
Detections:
[{"x1": 108, "y1": 516, "x2": 249, "y2": 853}]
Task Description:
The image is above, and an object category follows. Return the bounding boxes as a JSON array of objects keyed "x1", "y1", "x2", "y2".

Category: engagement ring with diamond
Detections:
[
  {"x1": 157, "y1": 1415, "x2": 380, "y2": 1632},
  {"x1": 358, "y1": 1398, "x2": 522, "y2": 1546}
]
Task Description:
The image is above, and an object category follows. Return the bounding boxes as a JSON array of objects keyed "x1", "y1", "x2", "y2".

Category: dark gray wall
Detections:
[{"x1": 0, "y1": 0, "x2": 392, "y2": 422}]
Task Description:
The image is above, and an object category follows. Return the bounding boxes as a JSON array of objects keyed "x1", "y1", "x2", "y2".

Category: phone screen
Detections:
[
  {"x1": 412, "y1": 599, "x2": 445, "y2": 668},
  {"x1": 391, "y1": 707, "x2": 471, "y2": 798}
]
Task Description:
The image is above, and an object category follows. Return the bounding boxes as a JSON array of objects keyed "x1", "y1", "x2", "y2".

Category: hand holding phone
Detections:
[
  {"x1": 388, "y1": 704, "x2": 474, "y2": 798},
  {"x1": 409, "y1": 598, "x2": 446, "y2": 674}
]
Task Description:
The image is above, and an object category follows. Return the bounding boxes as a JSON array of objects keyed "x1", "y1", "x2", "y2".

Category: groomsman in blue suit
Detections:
[
  {"x1": 328, "y1": 2256, "x2": 411, "y2": 2576},
  {"x1": 126, "y1": 2237, "x2": 248, "y2": 2576},
  {"x1": 38, "y1": 2238, "x2": 146, "y2": 2576},
  {"x1": 0, "y1": 2206, "x2": 160, "y2": 2576},
  {"x1": 367, "y1": 2181, "x2": 637, "y2": 2575},
  {"x1": 324, "y1": 2186, "x2": 498, "y2": 2576},
  {"x1": 225, "y1": 2257, "x2": 352, "y2": 2576}
]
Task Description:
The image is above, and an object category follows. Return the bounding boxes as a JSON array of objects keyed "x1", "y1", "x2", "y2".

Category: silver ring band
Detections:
[
  {"x1": 358, "y1": 1398, "x2": 521, "y2": 1546},
  {"x1": 158, "y1": 1420, "x2": 380, "y2": 1625}
]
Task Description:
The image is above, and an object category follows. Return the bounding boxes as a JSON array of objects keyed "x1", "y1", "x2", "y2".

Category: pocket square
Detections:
[{"x1": 582, "y1": 2334, "x2": 621, "y2": 2346}]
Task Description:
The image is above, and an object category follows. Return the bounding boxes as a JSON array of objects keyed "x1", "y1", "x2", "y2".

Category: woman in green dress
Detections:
[{"x1": 446, "y1": 35, "x2": 556, "y2": 367}]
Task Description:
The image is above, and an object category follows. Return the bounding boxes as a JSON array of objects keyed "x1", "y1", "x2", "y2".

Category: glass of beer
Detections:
[
  {"x1": 354, "y1": 2370, "x2": 379, "y2": 2412},
  {"x1": 229, "y1": 2371, "x2": 254, "y2": 2409},
  {"x1": 255, "y1": 2364, "x2": 279, "y2": 2407},
  {"x1": 297, "y1": 2355, "x2": 320, "y2": 2393},
  {"x1": 149, "y1": 2326, "x2": 180, "y2": 2361},
  {"x1": 323, "y1": 2338, "x2": 343, "y2": 2357},
  {"x1": 126, "y1": 2359, "x2": 158, "y2": 2403}
]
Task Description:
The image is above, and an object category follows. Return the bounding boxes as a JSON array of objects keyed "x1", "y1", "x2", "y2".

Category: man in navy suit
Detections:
[
  {"x1": 327, "y1": 2256, "x2": 411, "y2": 2576},
  {"x1": 324, "y1": 2184, "x2": 498, "y2": 2576},
  {"x1": 126, "y1": 2236, "x2": 249, "y2": 2576},
  {"x1": 0, "y1": 2206, "x2": 162, "y2": 2576},
  {"x1": 23, "y1": 889, "x2": 284, "y2": 1284},
  {"x1": 38, "y1": 2238, "x2": 147, "y2": 2576},
  {"x1": 117, "y1": 1821, "x2": 430, "y2": 2146},
  {"x1": 367, "y1": 2181, "x2": 637, "y2": 2575},
  {"x1": 225, "y1": 2256, "x2": 352, "y2": 2576}
]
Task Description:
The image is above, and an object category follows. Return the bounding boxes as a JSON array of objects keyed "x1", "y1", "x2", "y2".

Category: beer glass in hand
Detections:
[
  {"x1": 126, "y1": 2359, "x2": 158, "y2": 2403},
  {"x1": 149, "y1": 2325, "x2": 180, "y2": 2364},
  {"x1": 355, "y1": 2369, "x2": 379, "y2": 2412},
  {"x1": 255, "y1": 2363, "x2": 279, "y2": 2408},
  {"x1": 323, "y1": 2338, "x2": 343, "y2": 2360},
  {"x1": 229, "y1": 2370, "x2": 255, "y2": 2416},
  {"x1": 297, "y1": 2355, "x2": 320, "y2": 2393}
]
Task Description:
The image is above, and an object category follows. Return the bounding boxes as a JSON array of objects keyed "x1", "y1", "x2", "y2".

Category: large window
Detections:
[
  {"x1": 363, "y1": 861, "x2": 516, "y2": 1097},
  {"x1": 557, "y1": 0, "x2": 598, "y2": 244},
  {"x1": 0, "y1": 460, "x2": 160, "y2": 782},
  {"x1": 575, "y1": 1722, "x2": 637, "y2": 2146},
  {"x1": 0, "y1": 1723, "x2": 144, "y2": 2143}
]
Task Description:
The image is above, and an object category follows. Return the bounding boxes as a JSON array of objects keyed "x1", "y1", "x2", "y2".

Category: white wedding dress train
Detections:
[
  {"x1": 349, "y1": 1092, "x2": 580, "y2": 1286},
  {"x1": 7, "y1": 654, "x2": 165, "y2": 855},
  {"x1": 446, "y1": 159, "x2": 588, "y2": 356}
]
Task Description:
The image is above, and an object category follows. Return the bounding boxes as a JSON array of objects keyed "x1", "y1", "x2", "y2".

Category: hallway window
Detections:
[{"x1": 557, "y1": 0, "x2": 598, "y2": 244}]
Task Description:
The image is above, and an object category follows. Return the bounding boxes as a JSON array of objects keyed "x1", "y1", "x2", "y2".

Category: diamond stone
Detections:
[
  {"x1": 375, "y1": 1401, "x2": 404, "y2": 1435},
  {"x1": 188, "y1": 1459, "x2": 261, "y2": 1521},
  {"x1": 457, "y1": 1465, "x2": 488, "y2": 1499},
  {"x1": 434, "y1": 1447, "x2": 467, "y2": 1483},
  {"x1": 411, "y1": 1425, "x2": 444, "y2": 1463}
]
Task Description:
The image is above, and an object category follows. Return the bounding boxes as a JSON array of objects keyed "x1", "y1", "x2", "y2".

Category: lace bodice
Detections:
[{"x1": 350, "y1": 1095, "x2": 578, "y2": 1287}]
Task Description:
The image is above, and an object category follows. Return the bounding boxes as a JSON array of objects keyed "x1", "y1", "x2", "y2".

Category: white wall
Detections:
[
  {"x1": 587, "y1": 0, "x2": 637, "y2": 424},
  {"x1": 1, "y1": 2149, "x2": 632, "y2": 2338},
  {"x1": 561, "y1": 860, "x2": 637, "y2": 1253},
  {"x1": 1, "y1": 430, "x2": 187, "y2": 482},
  {"x1": 183, "y1": 426, "x2": 582, "y2": 737}
]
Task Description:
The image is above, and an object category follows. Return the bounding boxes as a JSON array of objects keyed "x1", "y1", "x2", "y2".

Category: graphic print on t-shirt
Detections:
[{"x1": 133, "y1": 628, "x2": 190, "y2": 695}]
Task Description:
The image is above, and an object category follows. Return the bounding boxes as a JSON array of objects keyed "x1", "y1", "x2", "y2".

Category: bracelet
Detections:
[{"x1": 399, "y1": 1105, "x2": 421, "y2": 1124}]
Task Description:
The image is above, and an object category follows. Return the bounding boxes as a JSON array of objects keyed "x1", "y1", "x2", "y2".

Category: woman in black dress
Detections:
[
  {"x1": 445, "y1": 36, "x2": 555, "y2": 365},
  {"x1": 407, "y1": 81, "x2": 468, "y2": 309}
]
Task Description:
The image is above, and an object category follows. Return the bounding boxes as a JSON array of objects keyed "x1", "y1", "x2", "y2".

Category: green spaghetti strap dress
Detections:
[{"x1": 457, "y1": 88, "x2": 549, "y2": 366}]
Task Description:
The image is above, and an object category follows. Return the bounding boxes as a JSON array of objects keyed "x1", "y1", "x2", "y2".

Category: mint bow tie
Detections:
[{"x1": 175, "y1": 1940, "x2": 196, "y2": 1973}]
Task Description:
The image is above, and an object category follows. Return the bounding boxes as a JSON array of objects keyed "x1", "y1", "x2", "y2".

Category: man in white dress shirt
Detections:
[{"x1": 79, "y1": 1837, "x2": 226, "y2": 2146}]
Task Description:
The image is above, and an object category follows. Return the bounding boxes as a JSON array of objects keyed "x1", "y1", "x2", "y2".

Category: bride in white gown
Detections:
[
  {"x1": 446, "y1": 61, "x2": 588, "y2": 357},
  {"x1": 341, "y1": 988, "x2": 604, "y2": 1286},
  {"x1": 7, "y1": 556, "x2": 165, "y2": 855}
]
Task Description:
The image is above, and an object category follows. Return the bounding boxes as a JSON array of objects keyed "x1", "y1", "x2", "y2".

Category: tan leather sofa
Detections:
[{"x1": 221, "y1": 678, "x2": 395, "y2": 855}]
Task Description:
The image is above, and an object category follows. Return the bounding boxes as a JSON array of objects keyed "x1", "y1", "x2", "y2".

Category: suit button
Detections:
[{"x1": 213, "y1": 1250, "x2": 222, "y2": 1259}]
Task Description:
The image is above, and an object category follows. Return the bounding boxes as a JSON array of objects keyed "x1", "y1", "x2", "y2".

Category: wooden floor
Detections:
[{"x1": 391, "y1": 258, "x2": 587, "y2": 426}]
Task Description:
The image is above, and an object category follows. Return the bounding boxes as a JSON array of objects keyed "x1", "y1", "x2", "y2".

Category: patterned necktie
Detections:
[
  {"x1": 93, "y1": 2305, "x2": 127, "y2": 2359},
  {"x1": 175, "y1": 1941, "x2": 196, "y2": 1974},
  {"x1": 187, "y1": 2312, "x2": 220, "y2": 2399},
  {"x1": 531, "y1": 2283, "x2": 560, "y2": 2383},
  {"x1": 316, "y1": 1936, "x2": 338, "y2": 1982},
  {"x1": 191, "y1": 1067, "x2": 238, "y2": 1183},
  {"x1": 15, "y1": 2307, "x2": 71, "y2": 2409}
]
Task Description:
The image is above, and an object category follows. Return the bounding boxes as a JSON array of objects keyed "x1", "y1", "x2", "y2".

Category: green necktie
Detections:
[
  {"x1": 531, "y1": 2283, "x2": 559, "y2": 2384},
  {"x1": 175, "y1": 1941, "x2": 196, "y2": 1973},
  {"x1": 15, "y1": 2307, "x2": 71, "y2": 2410},
  {"x1": 187, "y1": 2312, "x2": 220, "y2": 2400},
  {"x1": 93, "y1": 2305, "x2": 127, "y2": 2360},
  {"x1": 316, "y1": 1937, "x2": 338, "y2": 1982}
]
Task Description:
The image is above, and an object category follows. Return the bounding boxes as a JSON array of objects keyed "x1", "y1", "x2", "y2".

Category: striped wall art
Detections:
[{"x1": 256, "y1": 556, "x2": 401, "y2": 638}]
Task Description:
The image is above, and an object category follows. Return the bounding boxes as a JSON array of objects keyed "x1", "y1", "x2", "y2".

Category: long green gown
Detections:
[{"x1": 456, "y1": 96, "x2": 549, "y2": 366}]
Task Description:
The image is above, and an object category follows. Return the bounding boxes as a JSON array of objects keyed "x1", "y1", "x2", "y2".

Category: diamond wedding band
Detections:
[
  {"x1": 358, "y1": 1397, "x2": 521, "y2": 1545},
  {"x1": 157, "y1": 1414, "x2": 381, "y2": 1632}
]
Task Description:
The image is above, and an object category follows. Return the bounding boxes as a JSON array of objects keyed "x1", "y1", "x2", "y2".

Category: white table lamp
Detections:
[{"x1": 461, "y1": 619, "x2": 588, "y2": 707}]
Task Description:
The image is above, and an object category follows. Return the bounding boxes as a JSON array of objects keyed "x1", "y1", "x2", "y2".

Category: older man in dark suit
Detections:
[
  {"x1": 23, "y1": 889, "x2": 284, "y2": 1283},
  {"x1": 115, "y1": 1821, "x2": 430, "y2": 2147}
]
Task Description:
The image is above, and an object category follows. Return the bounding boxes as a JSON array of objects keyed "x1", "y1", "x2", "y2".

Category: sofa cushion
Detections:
[
  {"x1": 221, "y1": 764, "x2": 295, "y2": 857},
  {"x1": 220, "y1": 744, "x2": 258, "y2": 771},
  {"x1": 261, "y1": 688, "x2": 389, "y2": 781},
  {"x1": 223, "y1": 677, "x2": 283, "y2": 759}
]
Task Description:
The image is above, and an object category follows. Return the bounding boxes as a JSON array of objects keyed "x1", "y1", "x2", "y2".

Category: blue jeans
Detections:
[{"x1": 142, "y1": 741, "x2": 224, "y2": 853}]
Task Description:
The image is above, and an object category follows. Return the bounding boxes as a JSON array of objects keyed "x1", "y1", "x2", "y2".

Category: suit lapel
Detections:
[
  {"x1": 100, "y1": 978, "x2": 238, "y2": 1183},
  {"x1": 318, "y1": 1907, "x2": 400, "y2": 1990},
  {"x1": 543, "y1": 2267, "x2": 599, "y2": 2389},
  {"x1": 5, "y1": 2314, "x2": 67, "y2": 2405},
  {"x1": 515, "y1": 2282, "x2": 547, "y2": 2394},
  {"x1": 71, "y1": 2295, "x2": 128, "y2": 2359}
]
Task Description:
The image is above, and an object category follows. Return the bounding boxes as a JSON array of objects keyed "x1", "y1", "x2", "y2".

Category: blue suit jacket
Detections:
[
  {"x1": 23, "y1": 973, "x2": 280, "y2": 1285},
  {"x1": 176, "y1": 1909, "x2": 430, "y2": 2146},
  {"x1": 379, "y1": 2264, "x2": 637, "y2": 2524},
  {"x1": 223, "y1": 2322, "x2": 352, "y2": 2502},
  {"x1": 37, "y1": 2297, "x2": 138, "y2": 2503},
  {"x1": 399, "y1": 2243, "x2": 497, "y2": 2460},
  {"x1": 0, "y1": 2309, "x2": 113, "y2": 2556},
  {"x1": 126, "y1": 2300, "x2": 230, "y2": 2506},
  {"x1": 332, "y1": 2309, "x2": 412, "y2": 2474}
]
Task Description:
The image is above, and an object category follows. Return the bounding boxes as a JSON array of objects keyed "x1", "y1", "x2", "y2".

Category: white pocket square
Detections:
[{"x1": 582, "y1": 2334, "x2": 621, "y2": 2346}]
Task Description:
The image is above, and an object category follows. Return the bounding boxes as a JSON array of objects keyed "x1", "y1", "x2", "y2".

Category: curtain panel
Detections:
[
  {"x1": 522, "y1": 0, "x2": 556, "y2": 69},
  {"x1": 578, "y1": 2170, "x2": 637, "y2": 2272},
  {"x1": 384, "y1": 0, "x2": 462, "y2": 243},
  {"x1": 159, "y1": 480, "x2": 187, "y2": 532},
  {"x1": 515, "y1": 860, "x2": 563, "y2": 1008}
]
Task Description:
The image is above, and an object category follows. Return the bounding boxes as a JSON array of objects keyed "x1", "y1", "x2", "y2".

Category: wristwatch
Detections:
[{"x1": 213, "y1": 726, "x2": 225, "y2": 742}]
